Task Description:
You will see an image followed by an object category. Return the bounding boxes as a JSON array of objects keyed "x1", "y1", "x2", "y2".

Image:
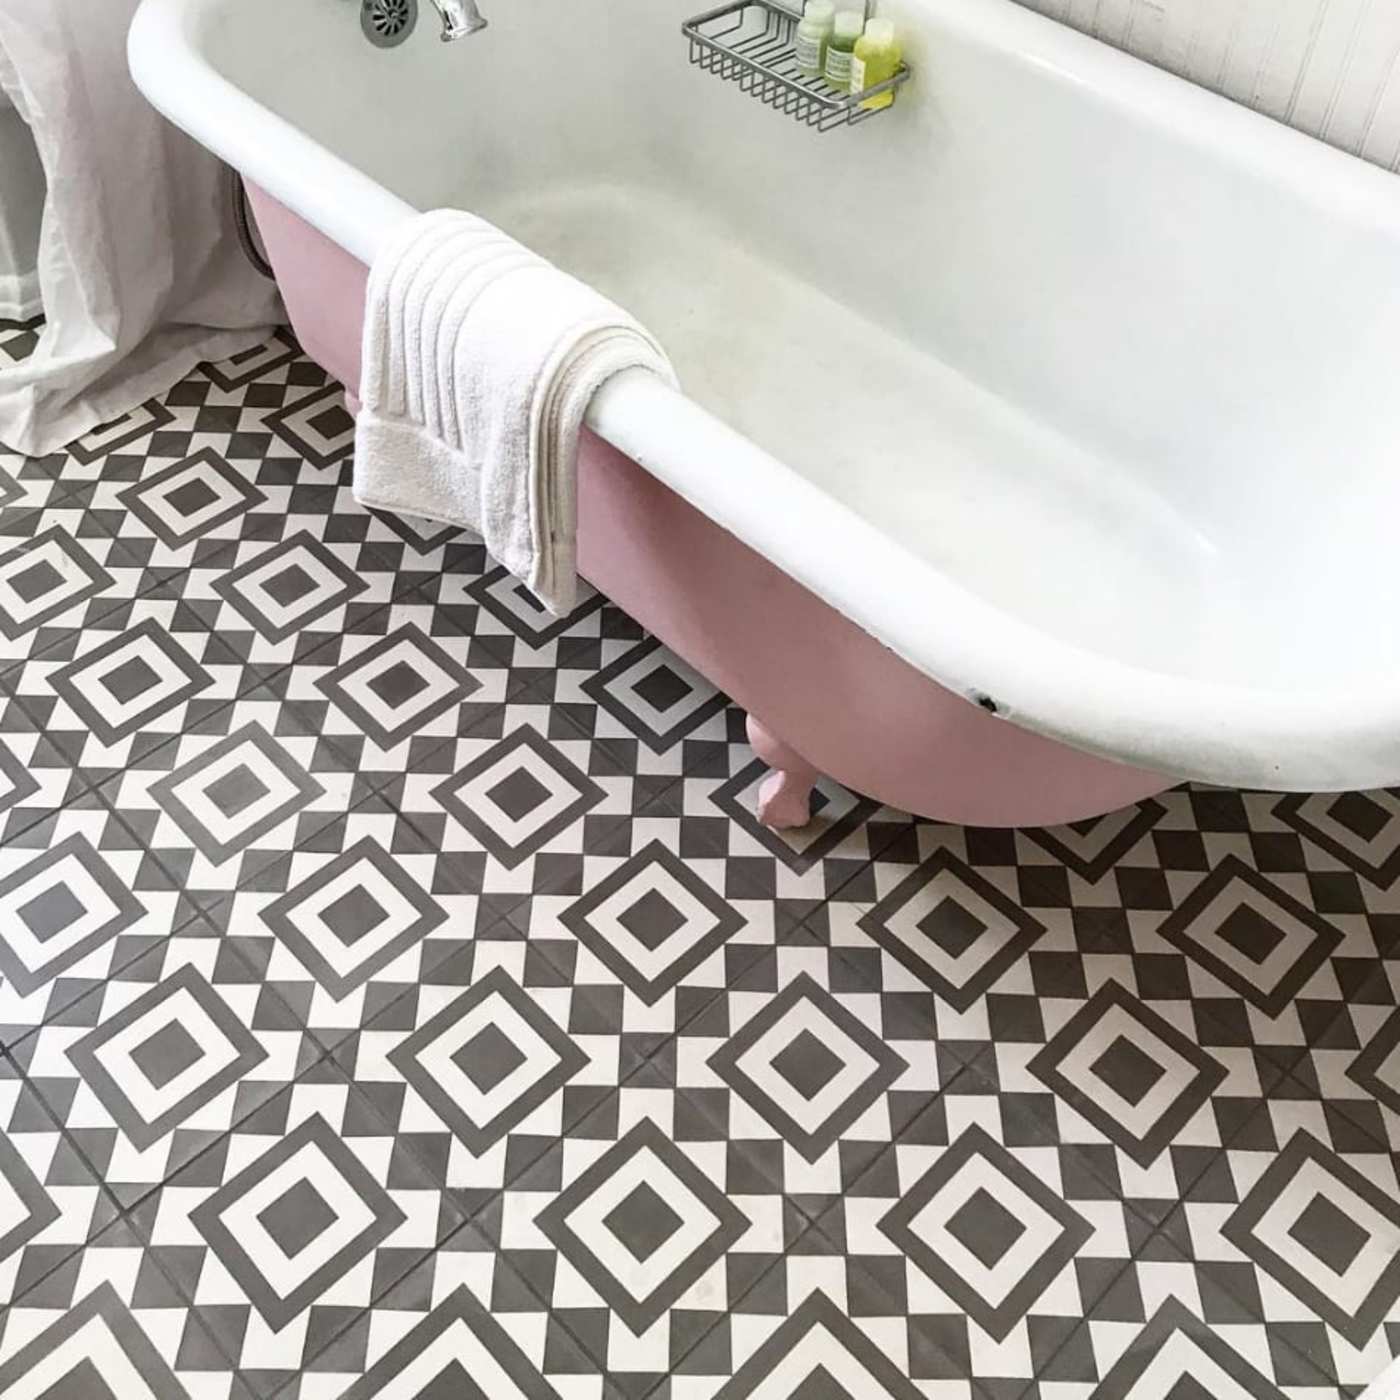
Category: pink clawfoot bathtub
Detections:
[
  {"x1": 130, "y1": 0, "x2": 1400, "y2": 823},
  {"x1": 228, "y1": 190, "x2": 1171, "y2": 829}
]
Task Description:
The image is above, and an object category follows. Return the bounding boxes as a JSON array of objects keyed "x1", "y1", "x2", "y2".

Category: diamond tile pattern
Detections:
[
  {"x1": 878, "y1": 1123, "x2": 1095, "y2": 1339},
  {"x1": 189, "y1": 1112, "x2": 409, "y2": 1329},
  {"x1": 0, "y1": 339, "x2": 1393, "y2": 1399}
]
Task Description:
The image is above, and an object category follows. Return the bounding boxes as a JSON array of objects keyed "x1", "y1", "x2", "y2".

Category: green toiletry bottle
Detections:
[
  {"x1": 794, "y1": 0, "x2": 836, "y2": 77},
  {"x1": 823, "y1": 9, "x2": 863, "y2": 90},
  {"x1": 850, "y1": 17, "x2": 901, "y2": 108}
]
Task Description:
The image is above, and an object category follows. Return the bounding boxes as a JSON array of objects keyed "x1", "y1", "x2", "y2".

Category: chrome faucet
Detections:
[{"x1": 430, "y1": 0, "x2": 487, "y2": 39}]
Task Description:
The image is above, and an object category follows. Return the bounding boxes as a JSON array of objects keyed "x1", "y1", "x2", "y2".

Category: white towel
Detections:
[{"x1": 353, "y1": 209, "x2": 676, "y2": 616}]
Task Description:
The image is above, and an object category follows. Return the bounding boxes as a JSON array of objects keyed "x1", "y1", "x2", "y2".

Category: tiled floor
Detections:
[{"x1": 0, "y1": 325, "x2": 1397, "y2": 1399}]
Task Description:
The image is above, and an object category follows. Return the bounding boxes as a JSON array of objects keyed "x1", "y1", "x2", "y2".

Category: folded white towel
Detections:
[{"x1": 353, "y1": 209, "x2": 677, "y2": 615}]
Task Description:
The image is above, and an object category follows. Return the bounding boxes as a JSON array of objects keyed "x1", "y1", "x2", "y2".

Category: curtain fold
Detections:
[{"x1": 0, "y1": 0, "x2": 282, "y2": 455}]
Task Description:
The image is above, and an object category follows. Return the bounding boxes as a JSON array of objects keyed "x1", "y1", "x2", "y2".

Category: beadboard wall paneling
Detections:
[{"x1": 1019, "y1": 0, "x2": 1400, "y2": 171}]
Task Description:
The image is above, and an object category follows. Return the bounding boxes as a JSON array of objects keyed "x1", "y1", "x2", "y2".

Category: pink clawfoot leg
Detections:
[{"x1": 746, "y1": 714, "x2": 820, "y2": 830}]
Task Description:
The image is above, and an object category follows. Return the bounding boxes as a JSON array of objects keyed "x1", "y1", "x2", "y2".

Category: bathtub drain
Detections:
[{"x1": 362, "y1": 0, "x2": 417, "y2": 47}]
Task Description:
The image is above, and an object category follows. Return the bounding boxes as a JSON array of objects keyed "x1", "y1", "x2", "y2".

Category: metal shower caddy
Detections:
[{"x1": 682, "y1": 0, "x2": 911, "y2": 131}]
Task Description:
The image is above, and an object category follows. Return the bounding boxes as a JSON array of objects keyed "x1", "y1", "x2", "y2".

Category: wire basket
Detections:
[{"x1": 683, "y1": 0, "x2": 910, "y2": 131}]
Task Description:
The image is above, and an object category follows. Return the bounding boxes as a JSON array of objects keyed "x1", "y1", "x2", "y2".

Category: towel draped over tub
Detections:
[{"x1": 353, "y1": 209, "x2": 676, "y2": 615}]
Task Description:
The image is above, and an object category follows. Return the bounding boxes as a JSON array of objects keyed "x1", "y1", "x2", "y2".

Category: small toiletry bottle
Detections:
[
  {"x1": 794, "y1": 0, "x2": 835, "y2": 78},
  {"x1": 850, "y1": 16, "x2": 901, "y2": 108},
  {"x1": 823, "y1": 9, "x2": 863, "y2": 90}
]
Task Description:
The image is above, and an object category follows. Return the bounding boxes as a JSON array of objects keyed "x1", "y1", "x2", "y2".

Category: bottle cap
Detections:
[
  {"x1": 805, "y1": 0, "x2": 836, "y2": 20},
  {"x1": 864, "y1": 16, "x2": 895, "y2": 43},
  {"x1": 833, "y1": 10, "x2": 863, "y2": 38}
]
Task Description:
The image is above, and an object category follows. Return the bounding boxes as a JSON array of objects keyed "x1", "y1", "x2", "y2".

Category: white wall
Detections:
[{"x1": 1017, "y1": 0, "x2": 1400, "y2": 171}]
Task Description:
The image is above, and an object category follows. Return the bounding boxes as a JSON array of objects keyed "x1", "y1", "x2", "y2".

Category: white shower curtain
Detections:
[{"x1": 0, "y1": 0, "x2": 282, "y2": 456}]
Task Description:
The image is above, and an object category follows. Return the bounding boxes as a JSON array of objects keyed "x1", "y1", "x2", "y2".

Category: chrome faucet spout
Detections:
[{"x1": 430, "y1": 0, "x2": 487, "y2": 39}]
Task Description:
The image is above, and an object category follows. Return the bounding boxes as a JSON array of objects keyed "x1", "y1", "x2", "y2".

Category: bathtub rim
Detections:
[{"x1": 129, "y1": 0, "x2": 1400, "y2": 794}]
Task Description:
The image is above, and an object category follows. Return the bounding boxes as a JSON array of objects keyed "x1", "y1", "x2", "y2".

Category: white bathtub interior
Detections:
[{"x1": 203, "y1": 0, "x2": 1400, "y2": 698}]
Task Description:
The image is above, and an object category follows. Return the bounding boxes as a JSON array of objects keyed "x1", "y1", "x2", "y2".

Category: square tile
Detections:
[
  {"x1": 581, "y1": 638, "x2": 730, "y2": 753},
  {"x1": 431, "y1": 725, "x2": 606, "y2": 870},
  {"x1": 48, "y1": 617, "x2": 215, "y2": 747},
  {"x1": 11, "y1": 930, "x2": 312, "y2": 1202},
  {"x1": 709, "y1": 972, "x2": 908, "y2": 1163},
  {"x1": 201, "y1": 335, "x2": 301, "y2": 391},
  {"x1": 65, "y1": 963, "x2": 271, "y2": 1151},
  {"x1": 560, "y1": 840, "x2": 746, "y2": 1004},
  {"x1": 66, "y1": 400, "x2": 177, "y2": 464},
  {"x1": 0, "y1": 834, "x2": 147, "y2": 998},
  {"x1": 1223, "y1": 1129, "x2": 1400, "y2": 1346},
  {"x1": 0, "y1": 526, "x2": 115, "y2": 640},
  {"x1": 212, "y1": 531, "x2": 371, "y2": 644},
  {"x1": 1349, "y1": 1008, "x2": 1400, "y2": 1116},
  {"x1": 316, "y1": 624, "x2": 483, "y2": 749},
  {"x1": 261, "y1": 836, "x2": 450, "y2": 1000},
  {"x1": 536, "y1": 1117, "x2": 749, "y2": 1333},
  {"x1": 1276, "y1": 790, "x2": 1400, "y2": 889},
  {"x1": 856, "y1": 848, "x2": 1046, "y2": 1010},
  {"x1": 714, "y1": 1290, "x2": 926, "y2": 1398},
  {"x1": 116, "y1": 448, "x2": 268, "y2": 550},
  {"x1": 342, "y1": 1283, "x2": 561, "y2": 1398},
  {"x1": 0, "y1": 1280, "x2": 194, "y2": 1398},
  {"x1": 1159, "y1": 857, "x2": 1342, "y2": 1016},
  {"x1": 1028, "y1": 981, "x2": 1229, "y2": 1166},
  {"x1": 467, "y1": 566, "x2": 606, "y2": 648},
  {"x1": 387, "y1": 966, "x2": 590, "y2": 1157},
  {"x1": 148, "y1": 723, "x2": 326, "y2": 866},
  {"x1": 1025, "y1": 799, "x2": 1168, "y2": 883},
  {"x1": 267, "y1": 385, "x2": 357, "y2": 467},
  {"x1": 127, "y1": 1069, "x2": 465, "y2": 1386},
  {"x1": 190, "y1": 1112, "x2": 408, "y2": 1329},
  {"x1": 1089, "y1": 1297, "x2": 1292, "y2": 1399},
  {"x1": 877, "y1": 1124, "x2": 1094, "y2": 1341}
]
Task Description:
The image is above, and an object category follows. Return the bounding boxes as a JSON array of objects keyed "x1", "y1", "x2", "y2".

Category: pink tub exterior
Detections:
[{"x1": 248, "y1": 186, "x2": 1171, "y2": 828}]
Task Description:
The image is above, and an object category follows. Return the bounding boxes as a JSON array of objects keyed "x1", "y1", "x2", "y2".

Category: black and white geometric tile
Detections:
[
  {"x1": 0, "y1": 1278, "x2": 232, "y2": 1400},
  {"x1": 536, "y1": 1115, "x2": 752, "y2": 1334},
  {"x1": 368, "y1": 961, "x2": 594, "y2": 1186},
  {"x1": 10, "y1": 929, "x2": 315, "y2": 1206},
  {"x1": 1160, "y1": 855, "x2": 1345, "y2": 1018},
  {"x1": 428, "y1": 722, "x2": 603, "y2": 870},
  {"x1": 0, "y1": 313, "x2": 44, "y2": 365},
  {"x1": 116, "y1": 446, "x2": 269, "y2": 551},
  {"x1": 708, "y1": 971, "x2": 911, "y2": 1164},
  {"x1": 1277, "y1": 790, "x2": 1400, "y2": 890},
  {"x1": 0, "y1": 1069, "x2": 111, "y2": 1311},
  {"x1": 1223, "y1": 1128, "x2": 1400, "y2": 1349},
  {"x1": 581, "y1": 636, "x2": 731, "y2": 758},
  {"x1": 0, "y1": 337, "x2": 1396, "y2": 1399},
  {"x1": 117, "y1": 1072, "x2": 465, "y2": 1391},
  {"x1": 266, "y1": 383, "x2": 357, "y2": 468},
  {"x1": 1028, "y1": 979, "x2": 1230, "y2": 1168},
  {"x1": 0, "y1": 806, "x2": 205, "y2": 1041},
  {"x1": 339, "y1": 1282, "x2": 562, "y2": 1399},
  {"x1": 212, "y1": 531, "x2": 375, "y2": 646},
  {"x1": 858, "y1": 846, "x2": 1049, "y2": 1011},
  {"x1": 66, "y1": 400, "x2": 179, "y2": 467}
]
